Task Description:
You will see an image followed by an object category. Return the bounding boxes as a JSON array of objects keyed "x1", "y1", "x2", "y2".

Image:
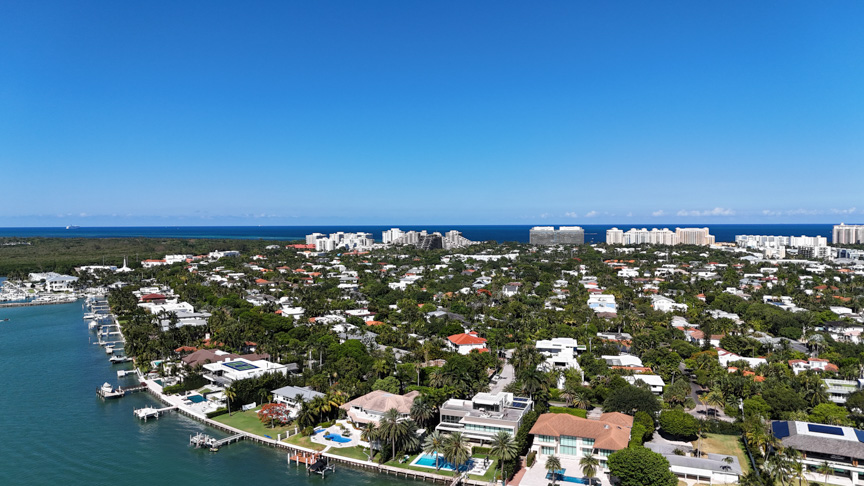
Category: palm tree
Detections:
[
  {"x1": 379, "y1": 408, "x2": 407, "y2": 461},
  {"x1": 572, "y1": 389, "x2": 591, "y2": 410},
  {"x1": 224, "y1": 385, "x2": 237, "y2": 416},
  {"x1": 545, "y1": 455, "x2": 562, "y2": 486},
  {"x1": 704, "y1": 388, "x2": 725, "y2": 417},
  {"x1": 429, "y1": 367, "x2": 447, "y2": 388},
  {"x1": 579, "y1": 452, "x2": 599, "y2": 483},
  {"x1": 817, "y1": 460, "x2": 832, "y2": 485},
  {"x1": 422, "y1": 431, "x2": 445, "y2": 470},
  {"x1": 442, "y1": 432, "x2": 470, "y2": 477},
  {"x1": 489, "y1": 431, "x2": 518, "y2": 484},
  {"x1": 790, "y1": 459, "x2": 806, "y2": 486},
  {"x1": 410, "y1": 397, "x2": 436, "y2": 428},
  {"x1": 361, "y1": 423, "x2": 380, "y2": 461}
]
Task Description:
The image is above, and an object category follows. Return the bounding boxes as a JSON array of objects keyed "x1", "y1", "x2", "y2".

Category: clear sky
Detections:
[{"x1": 1, "y1": 1, "x2": 862, "y2": 226}]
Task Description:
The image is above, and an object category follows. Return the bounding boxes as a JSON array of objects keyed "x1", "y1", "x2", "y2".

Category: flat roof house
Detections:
[
  {"x1": 201, "y1": 357, "x2": 290, "y2": 387},
  {"x1": 436, "y1": 392, "x2": 533, "y2": 443}
]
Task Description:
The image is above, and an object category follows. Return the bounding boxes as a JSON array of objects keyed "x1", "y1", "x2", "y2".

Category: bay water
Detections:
[{"x1": 0, "y1": 300, "x2": 416, "y2": 486}]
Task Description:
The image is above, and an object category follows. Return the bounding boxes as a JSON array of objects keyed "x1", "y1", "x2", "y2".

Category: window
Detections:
[
  {"x1": 582, "y1": 438, "x2": 595, "y2": 446},
  {"x1": 542, "y1": 446, "x2": 555, "y2": 455},
  {"x1": 441, "y1": 415, "x2": 461, "y2": 424},
  {"x1": 536, "y1": 435, "x2": 555, "y2": 443},
  {"x1": 560, "y1": 435, "x2": 580, "y2": 447},
  {"x1": 560, "y1": 446, "x2": 580, "y2": 456}
]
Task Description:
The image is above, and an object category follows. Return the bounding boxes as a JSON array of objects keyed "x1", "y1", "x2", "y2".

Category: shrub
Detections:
[
  {"x1": 472, "y1": 446, "x2": 492, "y2": 455},
  {"x1": 702, "y1": 419, "x2": 742, "y2": 435},
  {"x1": 548, "y1": 406, "x2": 588, "y2": 418},
  {"x1": 302, "y1": 426, "x2": 314, "y2": 436},
  {"x1": 629, "y1": 424, "x2": 647, "y2": 447},
  {"x1": 206, "y1": 408, "x2": 228, "y2": 418},
  {"x1": 526, "y1": 450, "x2": 537, "y2": 467},
  {"x1": 658, "y1": 410, "x2": 699, "y2": 440}
]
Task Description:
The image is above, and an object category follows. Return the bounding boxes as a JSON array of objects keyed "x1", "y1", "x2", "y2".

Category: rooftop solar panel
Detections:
[
  {"x1": 855, "y1": 429, "x2": 864, "y2": 443},
  {"x1": 808, "y1": 423, "x2": 844, "y2": 436},
  {"x1": 772, "y1": 421, "x2": 790, "y2": 439}
]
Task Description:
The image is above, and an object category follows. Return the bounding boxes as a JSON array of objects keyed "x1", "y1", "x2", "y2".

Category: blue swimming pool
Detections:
[
  {"x1": 413, "y1": 453, "x2": 473, "y2": 472},
  {"x1": 546, "y1": 472, "x2": 590, "y2": 484},
  {"x1": 187, "y1": 395, "x2": 205, "y2": 403},
  {"x1": 324, "y1": 433, "x2": 351, "y2": 443}
]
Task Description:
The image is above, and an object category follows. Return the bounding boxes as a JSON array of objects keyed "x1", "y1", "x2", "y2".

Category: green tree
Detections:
[
  {"x1": 658, "y1": 409, "x2": 700, "y2": 440},
  {"x1": 809, "y1": 402, "x2": 852, "y2": 426},
  {"x1": 489, "y1": 430, "x2": 518, "y2": 484},
  {"x1": 817, "y1": 460, "x2": 832, "y2": 485},
  {"x1": 422, "y1": 431, "x2": 445, "y2": 470},
  {"x1": 410, "y1": 396, "x2": 436, "y2": 428},
  {"x1": 224, "y1": 385, "x2": 237, "y2": 416},
  {"x1": 379, "y1": 408, "x2": 408, "y2": 460},
  {"x1": 579, "y1": 452, "x2": 599, "y2": 481},
  {"x1": 607, "y1": 447, "x2": 677, "y2": 486},
  {"x1": 442, "y1": 432, "x2": 470, "y2": 477},
  {"x1": 603, "y1": 385, "x2": 661, "y2": 415},
  {"x1": 545, "y1": 455, "x2": 562, "y2": 486}
]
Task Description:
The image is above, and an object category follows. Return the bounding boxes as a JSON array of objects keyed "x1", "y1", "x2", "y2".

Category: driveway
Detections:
[{"x1": 490, "y1": 349, "x2": 515, "y2": 394}]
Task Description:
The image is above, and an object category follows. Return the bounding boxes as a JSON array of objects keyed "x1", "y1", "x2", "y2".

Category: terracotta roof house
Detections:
[
  {"x1": 340, "y1": 390, "x2": 420, "y2": 424},
  {"x1": 530, "y1": 412, "x2": 633, "y2": 471},
  {"x1": 447, "y1": 331, "x2": 487, "y2": 355}
]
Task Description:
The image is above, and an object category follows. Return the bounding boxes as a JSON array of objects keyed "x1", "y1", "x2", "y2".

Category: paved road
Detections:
[
  {"x1": 678, "y1": 362, "x2": 735, "y2": 422},
  {"x1": 490, "y1": 349, "x2": 515, "y2": 394}
]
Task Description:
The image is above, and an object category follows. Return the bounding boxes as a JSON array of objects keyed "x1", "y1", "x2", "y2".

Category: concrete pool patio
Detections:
[{"x1": 309, "y1": 420, "x2": 362, "y2": 448}]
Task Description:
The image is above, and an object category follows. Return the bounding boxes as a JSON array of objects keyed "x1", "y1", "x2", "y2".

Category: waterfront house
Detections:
[
  {"x1": 435, "y1": 392, "x2": 533, "y2": 444},
  {"x1": 340, "y1": 390, "x2": 420, "y2": 425},
  {"x1": 201, "y1": 357, "x2": 291, "y2": 387},
  {"x1": 530, "y1": 412, "x2": 632, "y2": 471}
]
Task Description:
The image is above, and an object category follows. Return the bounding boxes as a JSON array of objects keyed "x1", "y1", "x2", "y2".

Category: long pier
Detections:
[
  {"x1": 134, "y1": 405, "x2": 177, "y2": 421},
  {"x1": 0, "y1": 299, "x2": 77, "y2": 308}
]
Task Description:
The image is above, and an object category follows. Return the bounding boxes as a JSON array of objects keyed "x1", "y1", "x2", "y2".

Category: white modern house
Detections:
[
  {"x1": 202, "y1": 357, "x2": 291, "y2": 387},
  {"x1": 436, "y1": 392, "x2": 534, "y2": 443},
  {"x1": 624, "y1": 374, "x2": 666, "y2": 394}
]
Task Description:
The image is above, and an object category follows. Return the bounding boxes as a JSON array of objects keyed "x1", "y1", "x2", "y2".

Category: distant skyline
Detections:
[{"x1": 1, "y1": 1, "x2": 862, "y2": 227}]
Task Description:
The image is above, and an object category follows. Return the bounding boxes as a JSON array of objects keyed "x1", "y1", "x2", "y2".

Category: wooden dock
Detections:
[
  {"x1": 190, "y1": 432, "x2": 245, "y2": 449},
  {"x1": 134, "y1": 405, "x2": 177, "y2": 421},
  {"x1": 0, "y1": 299, "x2": 77, "y2": 308}
]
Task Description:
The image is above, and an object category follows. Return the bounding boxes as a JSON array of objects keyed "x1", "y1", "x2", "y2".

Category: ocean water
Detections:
[
  {"x1": 0, "y1": 223, "x2": 840, "y2": 243},
  {"x1": 0, "y1": 302, "x2": 415, "y2": 486}
]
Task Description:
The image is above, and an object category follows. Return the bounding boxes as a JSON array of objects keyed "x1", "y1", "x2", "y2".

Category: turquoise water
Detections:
[
  {"x1": 323, "y1": 434, "x2": 352, "y2": 443},
  {"x1": 0, "y1": 301, "x2": 416, "y2": 486},
  {"x1": 546, "y1": 472, "x2": 590, "y2": 484},
  {"x1": 412, "y1": 453, "x2": 473, "y2": 472}
]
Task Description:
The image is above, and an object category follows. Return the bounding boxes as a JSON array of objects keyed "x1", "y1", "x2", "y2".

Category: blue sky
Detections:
[{"x1": 1, "y1": 1, "x2": 862, "y2": 226}]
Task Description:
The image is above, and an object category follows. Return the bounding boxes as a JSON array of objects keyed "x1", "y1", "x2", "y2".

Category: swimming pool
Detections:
[
  {"x1": 546, "y1": 472, "x2": 590, "y2": 484},
  {"x1": 187, "y1": 395, "x2": 205, "y2": 403},
  {"x1": 324, "y1": 433, "x2": 352, "y2": 443},
  {"x1": 412, "y1": 453, "x2": 473, "y2": 472}
]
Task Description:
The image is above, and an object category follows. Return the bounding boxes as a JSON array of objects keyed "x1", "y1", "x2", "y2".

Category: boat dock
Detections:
[
  {"x1": 97, "y1": 383, "x2": 147, "y2": 399},
  {"x1": 134, "y1": 405, "x2": 177, "y2": 421},
  {"x1": 0, "y1": 299, "x2": 76, "y2": 308},
  {"x1": 189, "y1": 432, "x2": 245, "y2": 450}
]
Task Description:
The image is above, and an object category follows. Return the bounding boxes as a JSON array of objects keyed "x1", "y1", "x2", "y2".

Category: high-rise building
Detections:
[
  {"x1": 606, "y1": 228, "x2": 624, "y2": 245},
  {"x1": 529, "y1": 226, "x2": 584, "y2": 245},
  {"x1": 833, "y1": 224, "x2": 864, "y2": 245},
  {"x1": 675, "y1": 227, "x2": 715, "y2": 246}
]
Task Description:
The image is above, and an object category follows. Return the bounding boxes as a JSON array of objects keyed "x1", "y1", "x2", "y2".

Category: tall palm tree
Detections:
[
  {"x1": 361, "y1": 423, "x2": 380, "y2": 461},
  {"x1": 442, "y1": 432, "x2": 470, "y2": 477},
  {"x1": 790, "y1": 459, "x2": 806, "y2": 486},
  {"x1": 572, "y1": 389, "x2": 591, "y2": 410},
  {"x1": 410, "y1": 397, "x2": 436, "y2": 428},
  {"x1": 224, "y1": 385, "x2": 237, "y2": 416},
  {"x1": 429, "y1": 367, "x2": 447, "y2": 388},
  {"x1": 379, "y1": 408, "x2": 407, "y2": 461},
  {"x1": 489, "y1": 431, "x2": 517, "y2": 484},
  {"x1": 422, "y1": 431, "x2": 445, "y2": 470},
  {"x1": 579, "y1": 452, "x2": 599, "y2": 482},
  {"x1": 545, "y1": 455, "x2": 562, "y2": 486},
  {"x1": 817, "y1": 460, "x2": 832, "y2": 485}
]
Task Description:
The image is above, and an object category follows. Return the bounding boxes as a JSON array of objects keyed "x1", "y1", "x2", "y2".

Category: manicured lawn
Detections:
[
  {"x1": 284, "y1": 433, "x2": 326, "y2": 451},
  {"x1": 213, "y1": 408, "x2": 294, "y2": 440},
  {"x1": 384, "y1": 454, "x2": 498, "y2": 481},
  {"x1": 692, "y1": 433, "x2": 750, "y2": 473},
  {"x1": 328, "y1": 445, "x2": 374, "y2": 461}
]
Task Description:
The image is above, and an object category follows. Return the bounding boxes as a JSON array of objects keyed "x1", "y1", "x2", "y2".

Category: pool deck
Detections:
[
  {"x1": 309, "y1": 420, "x2": 362, "y2": 449},
  {"x1": 517, "y1": 455, "x2": 611, "y2": 486}
]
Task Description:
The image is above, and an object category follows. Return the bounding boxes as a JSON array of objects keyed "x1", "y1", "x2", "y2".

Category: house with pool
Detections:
[
  {"x1": 528, "y1": 412, "x2": 632, "y2": 476},
  {"x1": 340, "y1": 390, "x2": 420, "y2": 425},
  {"x1": 435, "y1": 392, "x2": 533, "y2": 444}
]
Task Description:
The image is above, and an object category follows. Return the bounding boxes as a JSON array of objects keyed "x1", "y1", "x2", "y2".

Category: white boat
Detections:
[
  {"x1": 98, "y1": 382, "x2": 124, "y2": 399},
  {"x1": 88, "y1": 321, "x2": 98, "y2": 330},
  {"x1": 105, "y1": 346, "x2": 114, "y2": 354}
]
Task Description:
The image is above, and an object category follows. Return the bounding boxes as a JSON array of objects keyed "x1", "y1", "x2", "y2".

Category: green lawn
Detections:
[
  {"x1": 383, "y1": 454, "x2": 498, "y2": 482},
  {"x1": 692, "y1": 433, "x2": 750, "y2": 473},
  {"x1": 213, "y1": 408, "x2": 294, "y2": 440},
  {"x1": 284, "y1": 433, "x2": 326, "y2": 451},
  {"x1": 328, "y1": 445, "x2": 374, "y2": 461}
]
